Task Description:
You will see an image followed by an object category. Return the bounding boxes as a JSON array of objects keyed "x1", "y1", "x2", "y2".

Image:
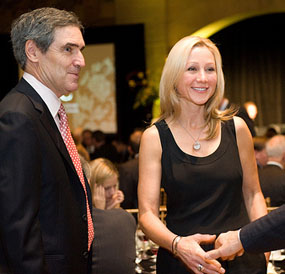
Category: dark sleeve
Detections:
[
  {"x1": 118, "y1": 161, "x2": 138, "y2": 209},
  {"x1": 240, "y1": 205, "x2": 285, "y2": 253},
  {"x1": 236, "y1": 106, "x2": 256, "y2": 137},
  {"x1": 0, "y1": 111, "x2": 48, "y2": 273}
]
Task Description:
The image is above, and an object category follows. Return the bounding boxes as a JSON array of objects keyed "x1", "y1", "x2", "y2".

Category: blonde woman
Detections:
[
  {"x1": 90, "y1": 158, "x2": 124, "y2": 209},
  {"x1": 138, "y1": 36, "x2": 268, "y2": 274}
]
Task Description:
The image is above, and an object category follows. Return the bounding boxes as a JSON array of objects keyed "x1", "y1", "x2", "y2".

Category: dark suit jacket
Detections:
[
  {"x1": 0, "y1": 78, "x2": 91, "y2": 274},
  {"x1": 259, "y1": 164, "x2": 285, "y2": 206},
  {"x1": 91, "y1": 208, "x2": 136, "y2": 274},
  {"x1": 240, "y1": 205, "x2": 285, "y2": 253},
  {"x1": 118, "y1": 158, "x2": 139, "y2": 209}
]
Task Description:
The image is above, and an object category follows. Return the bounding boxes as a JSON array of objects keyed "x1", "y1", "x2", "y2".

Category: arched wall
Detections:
[{"x1": 115, "y1": 0, "x2": 285, "y2": 84}]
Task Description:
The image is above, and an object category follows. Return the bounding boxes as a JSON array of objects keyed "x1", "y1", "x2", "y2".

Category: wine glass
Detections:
[
  {"x1": 136, "y1": 229, "x2": 150, "y2": 260},
  {"x1": 270, "y1": 250, "x2": 284, "y2": 274},
  {"x1": 148, "y1": 239, "x2": 159, "y2": 271}
]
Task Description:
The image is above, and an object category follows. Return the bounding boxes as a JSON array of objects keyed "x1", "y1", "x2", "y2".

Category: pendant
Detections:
[{"x1": 193, "y1": 141, "x2": 201, "y2": 151}]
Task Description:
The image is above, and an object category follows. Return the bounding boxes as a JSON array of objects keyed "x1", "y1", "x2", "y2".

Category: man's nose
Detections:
[{"x1": 75, "y1": 51, "x2": 85, "y2": 68}]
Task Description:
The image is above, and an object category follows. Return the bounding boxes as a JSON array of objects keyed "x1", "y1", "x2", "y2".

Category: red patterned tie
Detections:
[{"x1": 58, "y1": 103, "x2": 94, "y2": 251}]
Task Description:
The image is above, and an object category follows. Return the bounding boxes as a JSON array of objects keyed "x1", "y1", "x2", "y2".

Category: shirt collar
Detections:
[
  {"x1": 23, "y1": 72, "x2": 61, "y2": 119},
  {"x1": 267, "y1": 161, "x2": 283, "y2": 169}
]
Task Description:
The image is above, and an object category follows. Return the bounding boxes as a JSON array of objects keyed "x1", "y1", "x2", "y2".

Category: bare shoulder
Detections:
[
  {"x1": 233, "y1": 116, "x2": 253, "y2": 148},
  {"x1": 141, "y1": 125, "x2": 160, "y2": 145},
  {"x1": 233, "y1": 116, "x2": 248, "y2": 130},
  {"x1": 140, "y1": 125, "x2": 162, "y2": 157},
  {"x1": 233, "y1": 116, "x2": 251, "y2": 136}
]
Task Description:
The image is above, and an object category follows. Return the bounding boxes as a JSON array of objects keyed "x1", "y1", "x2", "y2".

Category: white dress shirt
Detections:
[{"x1": 23, "y1": 72, "x2": 61, "y2": 130}]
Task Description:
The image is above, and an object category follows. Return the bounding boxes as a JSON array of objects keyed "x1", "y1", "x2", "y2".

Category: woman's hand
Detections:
[
  {"x1": 93, "y1": 185, "x2": 106, "y2": 209},
  {"x1": 106, "y1": 190, "x2": 124, "y2": 209},
  {"x1": 176, "y1": 234, "x2": 225, "y2": 274}
]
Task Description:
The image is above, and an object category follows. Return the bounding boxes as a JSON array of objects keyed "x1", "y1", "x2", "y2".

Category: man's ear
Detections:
[{"x1": 25, "y1": 40, "x2": 40, "y2": 63}]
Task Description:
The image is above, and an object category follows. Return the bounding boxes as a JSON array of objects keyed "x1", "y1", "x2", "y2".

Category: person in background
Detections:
[
  {"x1": 112, "y1": 137, "x2": 129, "y2": 163},
  {"x1": 90, "y1": 130, "x2": 119, "y2": 162},
  {"x1": 0, "y1": 7, "x2": 93, "y2": 274},
  {"x1": 73, "y1": 127, "x2": 91, "y2": 161},
  {"x1": 219, "y1": 98, "x2": 256, "y2": 137},
  {"x1": 82, "y1": 128, "x2": 96, "y2": 158},
  {"x1": 253, "y1": 136, "x2": 268, "y2": 169},
  {"x1": 118, "y1": 128, "x2": 144, "y2": 209},
  {"x1": 265, "y1": 126, "x2": 278, "y2": 139},
  {"x1": 79, "y1": 156, "x2": 137, "y2": 274},
  {"x1": 89, "y1": 158, "x2": 124, "y2": 209},
  {"x1": 259, "y1": 134, "x2": 285, "y2": 207},
  {"x1": 138, "y1": 36, "x2": 268, "y2": 274}
]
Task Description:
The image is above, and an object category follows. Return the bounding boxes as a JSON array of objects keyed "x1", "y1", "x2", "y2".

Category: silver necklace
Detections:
[{"x1": 178, "y1": 120, "x2": 204, "y2": 151}]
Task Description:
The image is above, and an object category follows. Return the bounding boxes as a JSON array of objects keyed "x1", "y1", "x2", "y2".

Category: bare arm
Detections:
[
  {"x1": 205, "y1": 117, "x2": 269, "y2": 262},
  {"x1": 234, "y1": 116, "x2": 269, "y2": 260},
  {"x1": 234, "y1": 116, "x2": 267, "y2": 221},
  {"x1": 138, "y1": 125, "x2": 225, "y2": 274}
]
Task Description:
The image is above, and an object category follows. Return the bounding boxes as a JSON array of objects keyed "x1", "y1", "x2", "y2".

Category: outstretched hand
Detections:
[
  {"x1": 176, "y1": 234, "x2": 225, "y2": 274},
  {"x1": 205, "y1": 230, "x2": 244, "y2": 261}
]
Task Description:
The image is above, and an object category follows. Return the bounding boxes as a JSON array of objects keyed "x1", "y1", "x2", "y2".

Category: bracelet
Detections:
[{"x1": 171, "y1": 235, "x2": 181, "y2": 256}]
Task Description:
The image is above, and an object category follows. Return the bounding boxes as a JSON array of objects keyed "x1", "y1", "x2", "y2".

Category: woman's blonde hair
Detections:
[
  {"x1": 159, "y1": 35, "x2": 235, "y2": 139},
  {"x1": 89, "y1": 158, "x2": 119, "y2": 193}
]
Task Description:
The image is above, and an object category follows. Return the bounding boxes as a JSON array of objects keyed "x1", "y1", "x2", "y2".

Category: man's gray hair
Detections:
[
  {"x1": 11, "y1": 7, "x2": 83, "y2": 70},
  {"x1": 266, "y1": 134, "x2": 285, "y2": 158}
]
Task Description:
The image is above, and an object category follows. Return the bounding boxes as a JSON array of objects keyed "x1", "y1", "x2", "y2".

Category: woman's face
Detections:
[
  {"x1": 176, "y1": 46, "x2": 217, "y2": 106},
  {"x1": 102, "y1": 175, "x2": 118, "y2": 202}
]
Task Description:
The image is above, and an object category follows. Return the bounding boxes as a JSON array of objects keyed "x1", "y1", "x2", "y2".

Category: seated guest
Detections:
[
  {"x1": 112, "y1": 138, "x2": 129, "y2": 163},
  {"x1": 80, "y1": 154, "x2": 136, "y2": 274},
  {"x1": 90, "y1": 130, "x2": 119, "y2": 162},
  {"x1": 265, "y1": 126, "x2": 278, "y2": 138},
  {"x1": 91, "y1": 207, "x2": 136, "y2": 274},
  {"x1": 253, "y1": 136, "x2": 268, "y2": 169},
  {"x1": 90, "y1": 158, "x2": 124, "y2": 209},
  {"x1": 259, "y1": 134, "x2": 285, "y2": 206},
  {"x1": 118, "y1": 128, "x2": 143, "y2": 209},
  {"x1": 82, "y1": 128, "x2": 95, "y2": 157},
  {"x1": 72, "y1": 127, "x2": 90, "y2": 161}
]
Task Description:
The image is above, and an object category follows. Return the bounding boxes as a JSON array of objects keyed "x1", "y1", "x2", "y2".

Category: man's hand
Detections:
[{"x1": 205, "y1": 230, "x2": 244, "y2": 261}]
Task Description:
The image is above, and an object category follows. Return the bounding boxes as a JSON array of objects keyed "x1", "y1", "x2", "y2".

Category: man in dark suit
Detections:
[
  {"x1": 0, "y1": 8, "x2": 93, "y2": 274},
  {"x1": 259, "y1": 134, "x2": 285, "y2": 206},
  {"x1": 205, "y1": 205, "x2": 285, "y2": 260}
]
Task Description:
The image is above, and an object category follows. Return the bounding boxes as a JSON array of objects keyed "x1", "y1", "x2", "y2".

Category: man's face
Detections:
[{"x1": 36, "y1": 26, "x2": 85, "y2": 97}]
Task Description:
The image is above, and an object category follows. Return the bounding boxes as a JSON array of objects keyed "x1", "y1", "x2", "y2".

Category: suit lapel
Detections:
[{"x1": 16, "y1": 78, "x2": 78, "y2": 177}]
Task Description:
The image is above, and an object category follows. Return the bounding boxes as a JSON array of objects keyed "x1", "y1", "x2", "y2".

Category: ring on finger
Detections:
[{"x1": 197, "y1": 263, "x2": 204, "y2": 272}]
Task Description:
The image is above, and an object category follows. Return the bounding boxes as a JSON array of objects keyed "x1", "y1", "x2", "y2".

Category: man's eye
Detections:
[{"x1": 64, "y1": 46, "x2": 72, "y2": 52}]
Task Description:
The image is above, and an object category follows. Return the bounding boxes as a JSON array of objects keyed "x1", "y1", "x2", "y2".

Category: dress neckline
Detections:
[{"x1": 161, "y1": 119, "x2": 230, "y2": 164}]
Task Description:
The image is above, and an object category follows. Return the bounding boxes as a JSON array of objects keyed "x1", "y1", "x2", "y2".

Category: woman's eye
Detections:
[
  {"x1": 187, "y1": 66, "x2": 196, "y2": 71},
  {"x1": 206, "y1": 67, "x2": 215, "y2": 72}
]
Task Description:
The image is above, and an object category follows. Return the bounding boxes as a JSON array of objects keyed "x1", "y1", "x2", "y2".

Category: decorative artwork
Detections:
[{"x1": 62, "y1": 43, "x2": 117, "y2": 133}]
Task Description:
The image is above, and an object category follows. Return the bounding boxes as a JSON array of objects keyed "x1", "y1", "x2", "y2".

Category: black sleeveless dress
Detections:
[{"x1": 155, "y1": 119, "x2": 266, "y2": 274}]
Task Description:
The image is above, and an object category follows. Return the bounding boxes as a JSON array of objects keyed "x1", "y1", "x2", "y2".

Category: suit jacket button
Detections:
[
  {"x1": 83, "y1": 251, "x2": 89, "y2": 259},
  {"x1": 82, "y1": 214, "x2": 87, "y2": 222}
]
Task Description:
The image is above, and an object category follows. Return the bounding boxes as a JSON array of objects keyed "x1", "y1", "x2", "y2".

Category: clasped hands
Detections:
[{"x1": 176, "y1": 230, "x2": 243, "y2": 274}]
